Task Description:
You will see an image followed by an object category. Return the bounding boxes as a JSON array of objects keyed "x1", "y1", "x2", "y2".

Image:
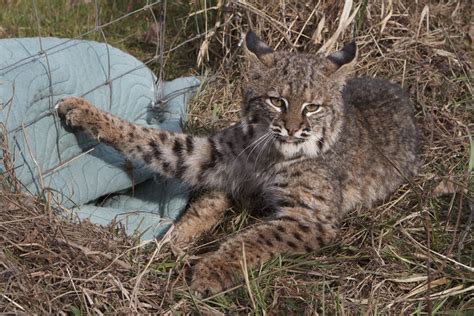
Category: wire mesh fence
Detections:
[
  {"x1": 0, "y1": 0, "x2": 210, "y2": 236},
  {"x1": 2, "y1": 1, "x2": 174, "y2": 109}
]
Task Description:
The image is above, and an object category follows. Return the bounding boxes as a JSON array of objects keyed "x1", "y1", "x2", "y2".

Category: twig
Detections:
[
  {"x1": 56, "y1": 238, "x2": 132, "y2": 270},
  {"x1": 1, "y1": 294, "x2": 26, "y2": 311}
]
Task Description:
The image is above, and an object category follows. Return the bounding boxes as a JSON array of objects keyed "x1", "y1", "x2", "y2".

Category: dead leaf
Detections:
[
  {"x1": 0, "y1": 26, "x2": 6, "y2": 37},
  {"x1": 68, "y1": 0, "x2": 92, "y2": 6},
  {"x1": 469, "y1": 23, "x2": 474, "y2": 49},
  {"x1": 143, "y1": 22, "x2": 161, "y2": 45}
]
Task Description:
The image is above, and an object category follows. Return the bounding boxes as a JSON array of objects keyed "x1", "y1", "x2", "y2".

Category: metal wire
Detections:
[{"x1": 1, "y1": 0, "x2": 216, "y2": 134}]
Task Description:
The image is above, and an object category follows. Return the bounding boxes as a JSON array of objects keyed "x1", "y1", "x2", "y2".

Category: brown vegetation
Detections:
[{"x1": 1, "y1": 0, "x2": 472, "y2": 313}]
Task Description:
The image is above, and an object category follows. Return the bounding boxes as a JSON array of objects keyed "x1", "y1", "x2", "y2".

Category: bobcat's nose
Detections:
[
  {"x1": 287, "y1": 127, "x2": 299, "y2": 136},
  {"x1": 285, "y1": 120, "x2": 301, "y2": 136}
]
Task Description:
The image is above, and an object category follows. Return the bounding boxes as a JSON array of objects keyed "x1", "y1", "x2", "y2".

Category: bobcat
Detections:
[{"x1": 56, "y1": 31, "x2": 418, "y2": 296}]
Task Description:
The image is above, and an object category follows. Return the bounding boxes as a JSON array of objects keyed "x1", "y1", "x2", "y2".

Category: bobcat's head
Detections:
[{"x1": 242, "y1": 31, "x2": 356, "y2": 158}]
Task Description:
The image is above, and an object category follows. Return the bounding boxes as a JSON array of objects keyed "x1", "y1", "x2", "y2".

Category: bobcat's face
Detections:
[
  {"x1": 242, "y1": 32, "x2": 356, "y2": 158},
  {"x1": 261, "y1": 53, "x2": 346, "y2": 158}
]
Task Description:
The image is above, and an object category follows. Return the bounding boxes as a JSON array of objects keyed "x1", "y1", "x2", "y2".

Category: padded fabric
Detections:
[{"x1": 0, "y1": 38, "x2": 197, "y2": 240}]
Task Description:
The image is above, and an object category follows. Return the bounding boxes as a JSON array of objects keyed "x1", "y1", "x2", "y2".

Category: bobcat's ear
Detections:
[
  {"x1": 326, "y1": 41, "x2": 357, "y2": 75},
  {"x1": 245, "y1": 31, "x2": 274, "y2": 67}
]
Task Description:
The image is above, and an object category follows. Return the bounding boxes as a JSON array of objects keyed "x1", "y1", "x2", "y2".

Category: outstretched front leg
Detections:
[
  {"x1": 55, "y1": 97, "x2": 228, "y2": 189},
  {"x1": 190, "y1": 169, "x2": 342, "y2": 296}
]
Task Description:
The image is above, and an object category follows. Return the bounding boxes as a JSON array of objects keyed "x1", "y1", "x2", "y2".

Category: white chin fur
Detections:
[{"x1": 276, "y1": 136, "x2": 320, "y2": 158}]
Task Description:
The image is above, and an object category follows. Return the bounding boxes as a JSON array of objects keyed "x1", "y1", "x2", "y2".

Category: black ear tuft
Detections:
[
  {"x1": 327, "y1": 41, "x2": 357, "y2": 68},
  {"x1": 245, "y1": 31, "x2": 274, "y2": 56}
]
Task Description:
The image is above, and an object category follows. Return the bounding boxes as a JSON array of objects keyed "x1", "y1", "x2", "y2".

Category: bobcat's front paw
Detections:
[
  {"x1": 190, "y1": 256, "x2": 240, "y2": 297},
  {"x1": 55, "y1": 96, "x2": 95, "y2": 128},
  {"x1": 169, "y1": 225, "x2": 201, "y2": 257},
  {"x1": 169, "y1": 233, "x2": 189, "y2": 258}
]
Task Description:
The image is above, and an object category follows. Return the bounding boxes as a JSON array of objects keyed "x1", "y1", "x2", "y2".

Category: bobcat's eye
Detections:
[
  {"x1": 303, "y1": 103, "x2": 323, "y2": 115},
  {"x1": 266, "y1": 97, "x2": 287, "y2": 112}
]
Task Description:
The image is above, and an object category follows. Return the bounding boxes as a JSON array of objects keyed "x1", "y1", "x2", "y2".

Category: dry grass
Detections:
[{"x1": 1, "y1": 0, "x2": 473, "y2": 314}]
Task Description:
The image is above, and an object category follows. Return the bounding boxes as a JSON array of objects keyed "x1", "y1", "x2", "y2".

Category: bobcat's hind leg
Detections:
[
  {"x1": 171, "y1": 190, "x2": 230, "y2": 256},
  {"x1": 189, "y1": 168, "x2": 342, "y2": 297}
]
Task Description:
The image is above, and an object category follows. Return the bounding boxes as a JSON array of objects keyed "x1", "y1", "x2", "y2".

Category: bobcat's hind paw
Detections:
[{"x1": 190, "y1": 256, "x2": 239, "y2": 298}]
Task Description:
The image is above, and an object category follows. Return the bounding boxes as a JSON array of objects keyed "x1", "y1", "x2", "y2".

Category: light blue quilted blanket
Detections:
[{"x1": 0, "y1": 38, "x2": 198, "y2": 240}]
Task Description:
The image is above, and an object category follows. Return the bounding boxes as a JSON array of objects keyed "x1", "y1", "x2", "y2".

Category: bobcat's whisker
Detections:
[
  {"x1": 253, "y1": 133, "x2": 276, "y2": 169},
  {"x1": 234, "y1": 131, "x2": 272, "y2": 161},
  {"x1": 245, "y1": 132, "x2": 274, "y2": 162}
]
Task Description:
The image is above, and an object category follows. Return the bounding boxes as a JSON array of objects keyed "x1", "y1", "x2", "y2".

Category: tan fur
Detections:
[{"x1": 170, "y1": 191, "x2": 230, "y2": 255}]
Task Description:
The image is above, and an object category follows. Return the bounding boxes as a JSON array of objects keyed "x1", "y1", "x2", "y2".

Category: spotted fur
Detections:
[{"x1": 56, "y1": 31, "x2": 418, "y2": 297}]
